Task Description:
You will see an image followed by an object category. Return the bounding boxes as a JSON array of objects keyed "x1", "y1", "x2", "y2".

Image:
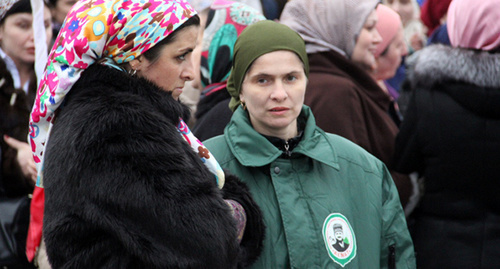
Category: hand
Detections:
[
  {"x1": 4, "y1": 135, "x2": 37, "y2": 183},
  {"x1": 410, "y1": 33, "x2": 424, "y2": 51}
]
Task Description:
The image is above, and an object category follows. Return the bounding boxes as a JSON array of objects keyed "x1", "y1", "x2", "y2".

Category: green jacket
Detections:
[{"x1": 204, "y1": 106, "x2": 416, "y2": 269}]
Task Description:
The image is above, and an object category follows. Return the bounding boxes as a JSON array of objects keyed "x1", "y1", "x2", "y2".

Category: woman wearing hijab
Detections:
[
  {"x1": 1, "y1": 0, "x2": 52, "y2": 196},
  {"x1": 27, "y1": 0, "x2": 264, "y2": 267},
  {"x1": 192, "y1": 0, "x2": 265, "y2": 141},
  {"x1": 370, "y1": 4, "x2": 408, "y2": 126},
  {"x1": 280, "y1": 0, "x2": 413, "y2": 209},
  {"x1": 393, "y1": 0, "x2": 500, "y2": 267},
  {"x1": 204, "y1": 20, "x2": 415, "y2": 268}
]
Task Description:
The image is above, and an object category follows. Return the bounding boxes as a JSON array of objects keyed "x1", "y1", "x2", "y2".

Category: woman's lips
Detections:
[{"x1": 269, "y1": 107, "x2": 289, "y2": 115}]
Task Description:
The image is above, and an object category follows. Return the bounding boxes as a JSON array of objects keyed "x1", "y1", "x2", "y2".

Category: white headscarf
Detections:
[{"x1": 280, "y1": 0, "x2": 379, "y2": 57}]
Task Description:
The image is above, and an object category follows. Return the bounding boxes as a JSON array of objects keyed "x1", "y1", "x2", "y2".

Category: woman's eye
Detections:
[
  {"x1": 18, "y1": 22, "x2": 30, "y2": 29},
  {"x1": 286, "y1": 75, "x2": 297, "y2": 82},
  {"x1": 257, "y1": 78, "x2": 268, "y2": 84},
  {"x1": 177, "y1": 52, "x2": 189, "y2": 61}
]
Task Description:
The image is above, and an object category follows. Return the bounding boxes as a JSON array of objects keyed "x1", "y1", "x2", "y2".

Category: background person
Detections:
[
  {"x1": 204, "y1": 20, "x2": 415, "y2": 269},
  {"x1": 370, "y1": 4, "x2": 408, "y2": 125},
  {"x1": 393, "y1": 0, "x2": 500, "y2": 267},
  {"x1": 191, "y1": 0, "x2": 265, "y2": 141},
  {"x1": 0, "y1": 0, "x2": 51, "y2": 217},
  {"x1": 280, "y1": 0, "x2": 413, "y2": 208}
]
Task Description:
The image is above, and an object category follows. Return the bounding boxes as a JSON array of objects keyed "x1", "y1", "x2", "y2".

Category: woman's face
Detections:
[
  {"x1": 385, "y1": 0, "x2": 415, "y2": 26},
  {"x1": 0, "y1": 7, "x2": 52, "y2": 69},
  {"x1": 351, "y1": 10, "x2": 382, "y2": 72},
  {"x1": 51, "y1": 0, "x2": 77, "y2": 25},
  {"x1": 240, "y1": 50, "x2": 307, "y2": 140},
  {"x1": 375, "y1": 27, "x2": 407, "y2": 80},
  {"x1": 133, "y1": 25, "x2": 199, "y2": 100}
]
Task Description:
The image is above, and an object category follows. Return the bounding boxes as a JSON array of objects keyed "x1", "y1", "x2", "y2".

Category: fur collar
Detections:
[
  {"x1": 410, "y1": 44, "x2": 500, "y2": 89},
  {"x1": 70, "y1": 64, "x2": 191, "y2": 123}
]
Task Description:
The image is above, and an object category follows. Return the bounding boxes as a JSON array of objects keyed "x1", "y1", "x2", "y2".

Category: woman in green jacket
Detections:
[{"x1": 204, "y1": 20, "x2": 416, "y2": 269}]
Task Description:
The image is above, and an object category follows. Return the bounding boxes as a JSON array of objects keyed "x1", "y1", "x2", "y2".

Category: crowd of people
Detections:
[{"x1": 0, "y1": 0, "x2": 498, "y2": 268}]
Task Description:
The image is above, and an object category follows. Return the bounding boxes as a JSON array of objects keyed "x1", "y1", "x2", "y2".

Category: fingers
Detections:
[
  {"x1": 4, "y1": 135, "x2": 27, "y2": 150},
  {"x1": 4, "y1": 135, "x2": 38, "y2": 182}
]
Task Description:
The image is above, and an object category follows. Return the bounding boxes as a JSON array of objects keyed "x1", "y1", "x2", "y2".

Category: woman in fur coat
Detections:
[
  {"x1": 27, "y1": 0, "x2": 263, "y2": 268},
  {"x1": 393, "y1": 0, "x2": 500, "y2": 267}
]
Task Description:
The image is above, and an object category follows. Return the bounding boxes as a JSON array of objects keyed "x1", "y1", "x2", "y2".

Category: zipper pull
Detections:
[{"x1": 284, "y1": 141, "x2": 291, "y2": 157}]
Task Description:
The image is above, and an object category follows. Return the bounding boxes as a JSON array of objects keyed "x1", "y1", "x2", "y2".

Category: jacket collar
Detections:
[{"x1": 224, "y1": 105, "x2": 339, "y2": 170}]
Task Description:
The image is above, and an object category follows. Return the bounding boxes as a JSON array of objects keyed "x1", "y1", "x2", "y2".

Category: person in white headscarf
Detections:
[{"x1": 280, "y1": 0, "x2": 414, "y2": 209}]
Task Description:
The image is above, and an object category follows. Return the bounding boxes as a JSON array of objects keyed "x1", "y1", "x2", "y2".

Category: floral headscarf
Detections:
[
  {"x1": 27, "y1": 0, "x2": 228, "y2": 259},
  {"x1": 199, "y1": 0, "x2": 265, "y2": 96}
]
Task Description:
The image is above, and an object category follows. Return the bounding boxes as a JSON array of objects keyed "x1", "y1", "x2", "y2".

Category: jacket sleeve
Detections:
[
  {"x1": 222, "y1": 172, "x2": 265, "y2": 268},
  {"x1": 379, "y1": 166, "x2": 416, "y2": 269}
]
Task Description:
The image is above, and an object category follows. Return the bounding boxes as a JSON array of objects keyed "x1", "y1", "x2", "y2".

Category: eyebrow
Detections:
[
  {"x1": 178, "y1": 47, "x2": 194, "y2": 54},
  {"x1": 252, "y1": 70, "x2": 303, "y2": 76}
]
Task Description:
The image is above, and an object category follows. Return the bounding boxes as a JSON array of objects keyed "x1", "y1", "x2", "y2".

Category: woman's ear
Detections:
[
  {"x1": 129, "y1": 55, "x2": 144, "y2": 72},
  {"x1": 239, "y1": 93, "x2": 244, "y2": 104}
]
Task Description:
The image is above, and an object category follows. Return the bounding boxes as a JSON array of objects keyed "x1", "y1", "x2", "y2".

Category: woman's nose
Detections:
[
  {"x1": 270, "y1": 81, "x2": 288, "y2": 101},
  {"x1": 182, "y1": 61, "x2": 195, "y2": 81}
]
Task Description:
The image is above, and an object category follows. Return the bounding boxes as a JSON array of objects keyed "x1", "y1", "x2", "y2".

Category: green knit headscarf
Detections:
[{"x1": 227, "y1": 20, "x2": 309, "y2": 111}]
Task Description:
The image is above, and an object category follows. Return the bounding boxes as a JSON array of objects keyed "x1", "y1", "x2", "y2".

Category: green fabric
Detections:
[
  {"x1": 226, "y1": 20, "x2": 309, "y2": 111},
  {"x1": 204, "y1": 105, "x2": 416, "y2": 268}
]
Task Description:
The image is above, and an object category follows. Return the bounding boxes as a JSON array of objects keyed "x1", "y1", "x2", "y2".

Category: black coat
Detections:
[
  {"x1": 0, "y1": 57, "x2": 36, "y2": 197},
  {"x1": 43, "y1": 64, "x2": 263, "y2": 268},
  {"x1": 193, "y1": 89, "x2": 232, "y2": 142},
  {"x1": 394, "y1": 45, "x2": 500, "y2": 268}
]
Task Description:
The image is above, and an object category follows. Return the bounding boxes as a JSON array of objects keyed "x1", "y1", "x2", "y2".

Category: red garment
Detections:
[
  {"x1": 420, "y1": 0, "x2": 452, "y2": 36},
  {"x1": 26, "y1": 186, "x2": 44, "y2": 261}
]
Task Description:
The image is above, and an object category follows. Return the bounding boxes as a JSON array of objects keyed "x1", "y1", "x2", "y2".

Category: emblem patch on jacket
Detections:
[{"x1": 323, "y1": 213, "x2": 357, "y2": 267}]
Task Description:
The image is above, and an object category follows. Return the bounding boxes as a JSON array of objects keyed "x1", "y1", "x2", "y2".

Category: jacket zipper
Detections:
[
  {"x1": 388, "y1": 244, "x2": 396, "y2": 269},
  {"x1": 284, "y1": 141, "x2": 291, "y2": 157}
]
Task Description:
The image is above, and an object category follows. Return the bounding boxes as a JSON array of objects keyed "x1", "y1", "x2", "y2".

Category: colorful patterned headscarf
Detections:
[
  {"x1": 199, "y1": 0, "x2": 265, "y2": 96},
  {"x1": 29, "y1": 0, "x2": 224, "y2": 188}
]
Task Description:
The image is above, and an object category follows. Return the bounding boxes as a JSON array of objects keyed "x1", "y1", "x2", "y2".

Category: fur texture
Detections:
[
  {"x1": 42, "y1": 64, "x2": 257, "y2": 268},
  {"x1": 411, "y1": 44, "x2": 500, "y2": 89},
  {"x1": 407, "y1": 44, "x2": 500, "y2": 118}
]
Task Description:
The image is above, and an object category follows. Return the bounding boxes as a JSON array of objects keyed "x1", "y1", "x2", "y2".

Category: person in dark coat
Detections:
[
  {"x1": 192, "y1": 0, "x2": 265, "y2": 141},
  {"x1": 0, "y1": 0, "x2": 52, "y2": 196},
  {"x1": 393, "y1": 0, "x2": 500, "y2": 267},
  {"x1": 27, "y1": 0, "x2": 264, "y2": 267},
  {"x1": 280, "y1": 0, "x2": 413, "y2": 208}
]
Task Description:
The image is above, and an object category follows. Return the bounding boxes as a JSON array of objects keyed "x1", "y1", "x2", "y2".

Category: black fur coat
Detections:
[{"x1": 43, "y1": 64, "x2": 263, "y2": 268}]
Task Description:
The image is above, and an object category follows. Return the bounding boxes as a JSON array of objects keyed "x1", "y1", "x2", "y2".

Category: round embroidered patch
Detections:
[{"x1": 322, "y1": 213, "x2": 357, "y2": 267}]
